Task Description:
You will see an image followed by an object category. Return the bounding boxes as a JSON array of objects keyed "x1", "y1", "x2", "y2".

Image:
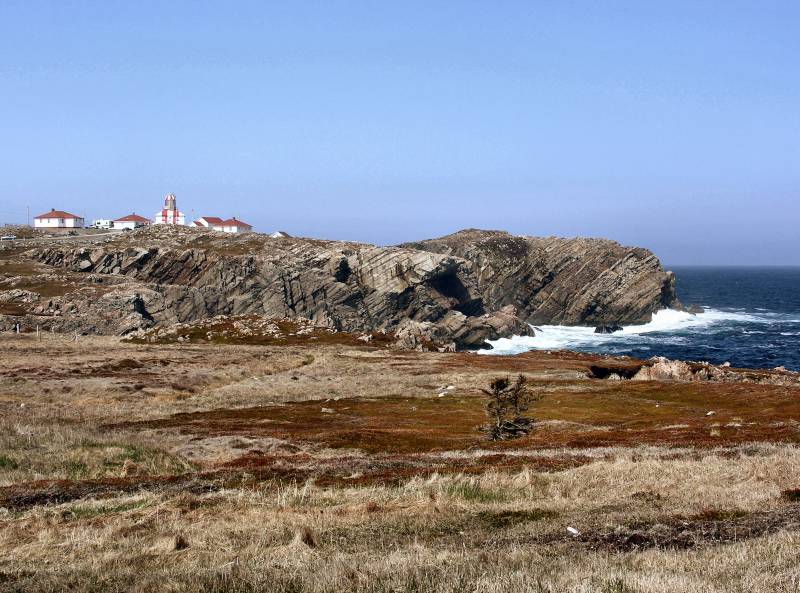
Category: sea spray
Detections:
[{"x1": 481, "y1": 305, "x2": 799, "y2": 371}]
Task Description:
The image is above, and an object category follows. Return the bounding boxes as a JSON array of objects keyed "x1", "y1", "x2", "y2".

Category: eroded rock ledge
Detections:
[
  {"x1": 589, "y1": 356, "x2": 800, "y2": 386},
  {"x1": 402, "y1": 229, "x2": 680, "y2": 326},
  {"x1": 2, "y1": 226, "x2": 678, "y2": 350}
]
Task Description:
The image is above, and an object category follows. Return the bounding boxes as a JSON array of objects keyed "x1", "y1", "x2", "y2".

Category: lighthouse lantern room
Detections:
[{"x1": 153, "y1": 193, "x2": 186, "y2": 226}]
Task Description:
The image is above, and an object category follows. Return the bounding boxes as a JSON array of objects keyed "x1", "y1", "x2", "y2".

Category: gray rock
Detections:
[
  {"x1": 23, "y1": 226, "x2": 677, "y2": 349},
  {"x1": 402, "y1": 229, "x2": 680, "y2": 326},
  {"x1": 595, "y1": 324, "x2": 624, "y2": 334}
]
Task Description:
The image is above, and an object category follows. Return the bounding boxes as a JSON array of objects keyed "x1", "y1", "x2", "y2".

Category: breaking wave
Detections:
[
  {"x1": 479, "y1": 267, "x2": 800, "y2": 370},
  {"x1": 482, "y1": 308, "x2": 775, "y2": 356}
]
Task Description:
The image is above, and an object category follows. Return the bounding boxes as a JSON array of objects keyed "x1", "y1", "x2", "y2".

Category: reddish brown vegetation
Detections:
[{"x1": 112, "y1": 374, "x2": 800, "y2": 455}]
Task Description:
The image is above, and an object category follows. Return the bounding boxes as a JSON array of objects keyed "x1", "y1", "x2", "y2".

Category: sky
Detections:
[{"x1": 0, "y1": 1, "x2": 798, "y2": 265}]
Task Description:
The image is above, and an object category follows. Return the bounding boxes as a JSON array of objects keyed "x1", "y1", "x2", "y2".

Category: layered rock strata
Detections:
[
  {"x1": 402, "y1": 229, "x2": 680, "y2": 325},
  {"x1": 1, "y1": 226, "x2": 678, "y2": 349}
]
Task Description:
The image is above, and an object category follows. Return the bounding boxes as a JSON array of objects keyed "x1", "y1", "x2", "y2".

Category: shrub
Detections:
[{"x1": 481, "y1": 374, "x2": 541, "y2": 440}]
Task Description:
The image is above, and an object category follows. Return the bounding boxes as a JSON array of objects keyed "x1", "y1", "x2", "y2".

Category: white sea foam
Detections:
[{"x1": 481, "y1": 308, "x2": 761, "y2": 355}]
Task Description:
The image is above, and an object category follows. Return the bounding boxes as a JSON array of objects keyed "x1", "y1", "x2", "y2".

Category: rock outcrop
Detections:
[
  {"x1": 26, "y1": 226, "x2": 533, "y2": 349},
  {"x1": 393, "y1": 305, "x2": 531, "y2": 351},
  {"x1": 3, "y1": 226, "x2": 678, "y2": 349},
  {"x1": 589, "y1": 356, "x2": 800, "y2": 386},
  {"x1": 595, "y1": 324, "x2": 624, "y2": 334},
  {"x1": 402, "y1": 229, "x2": 680, "y2": 326}
]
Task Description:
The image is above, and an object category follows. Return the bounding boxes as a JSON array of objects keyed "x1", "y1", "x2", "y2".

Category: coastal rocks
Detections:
[
  {"x1": 631, "y1": 357, "x2": 712, "y2": 382},
  {"x1": 394, "y1": 305, "x2": 533, "y2": 351},
  {"x1": 621, "y1": 356, "x2": 800, "y2": 386},
  {"x1": 0, "y1": 284, "x2": 158, "y2": 335},
  {"x1": 30, "y1": 227, "x2": 528, "y2": 349},
  {"x1": 0, "y1": 289, "x2": 40, "y2": 306},
  {"x1": 402, "y1": 229, "x2": 680, "y2": 326},
  {"x1": 595, "y1": 324, "x2": 624, "y2": 334},
  {"x1": 124, "y1": 315, "x2": 342, "y2": 345},
  {"x1": 22, "y1": 225, "x2": 677, "y2": 349}
]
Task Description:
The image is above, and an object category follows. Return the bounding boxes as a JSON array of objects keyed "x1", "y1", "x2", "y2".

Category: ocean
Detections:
[{"x1": 484, "y1": 266, "x2": 800, "y2": 371}]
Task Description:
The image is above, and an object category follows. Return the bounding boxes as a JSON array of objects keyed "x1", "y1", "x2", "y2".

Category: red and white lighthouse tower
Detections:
[{"x1": 153, "y1": 193, "x2": 185, "y2": 226}]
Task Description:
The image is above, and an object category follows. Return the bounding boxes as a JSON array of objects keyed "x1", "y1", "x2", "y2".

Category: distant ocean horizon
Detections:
[{"x1": 485, "y1": 266, "x2": 800, "y2": 371}]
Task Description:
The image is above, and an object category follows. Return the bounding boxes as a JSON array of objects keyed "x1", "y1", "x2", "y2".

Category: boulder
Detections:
[{"x1": 594, "y1": 324, "x2": 624, "y2": 334}]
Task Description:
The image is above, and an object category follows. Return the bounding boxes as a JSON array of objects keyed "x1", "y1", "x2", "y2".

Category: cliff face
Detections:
[
  {"x1": 4, "y1": 226, "x2": 678, "y2": 348},
  {"x1": 27, "y1": 227, "x2": 530, "y2": 349},
  {"x1": 402, "y1": 229, "x2": 680, "y2": 326}
]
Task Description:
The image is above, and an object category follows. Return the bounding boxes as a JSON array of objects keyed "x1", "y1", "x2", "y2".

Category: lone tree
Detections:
[{"x1": 482, "y1": 374, "x2": 541, "y2": 440}]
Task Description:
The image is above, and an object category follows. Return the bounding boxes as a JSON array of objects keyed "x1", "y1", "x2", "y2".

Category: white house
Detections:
[
  {"x1": 152, "y1": 193, "x2": 185, "y2": 226},
  {"x1": 219, "y1": 218, "x2": 253, "y2": 233},
  {"x1": 191, "y1": 216, "x2": 253, "y2": 233},
  {"x1": 113, "y1": 213, "x2": 151, "y2": 230},
  {"x1": 34, "y1": 209, "x2": 85, "y2": 229},
  {"x1": 191, "y1": 216, "x2": 225, "y2": 231}
]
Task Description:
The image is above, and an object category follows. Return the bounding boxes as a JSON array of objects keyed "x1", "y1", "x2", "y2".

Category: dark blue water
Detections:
[
  {"x1": 487, "y1": 267, "x2": 800, "y2": 371},
  {"x1": 667, "y1": 266, "x2": 800, "y2": 370}
]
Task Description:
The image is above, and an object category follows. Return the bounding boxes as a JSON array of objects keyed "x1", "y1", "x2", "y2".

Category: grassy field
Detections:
[{"x1": 1, "y1": 334, "x2": 800, "y2": 592}]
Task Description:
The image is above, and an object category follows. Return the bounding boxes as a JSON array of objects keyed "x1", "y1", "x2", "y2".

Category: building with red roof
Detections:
[
  {"x1": 112, "y1": 213, "x2": 151, "y2": 231},
  {"x1": 191, "y1": 216, "x2": 225, "y2": 229},
  {"x1": 33, "y1": 209, "x2": 85, "y2": 229},
  {"x1": 219, "y1": 217, "x2": 253, "y2": 233},
  {"x1": 191, "y1": 216, "x2": 253, "y2": 233}
]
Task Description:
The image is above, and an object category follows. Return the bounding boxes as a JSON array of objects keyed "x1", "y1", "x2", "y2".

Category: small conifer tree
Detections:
[{"x1": 481, "y1": 374, "x2": 541, "y2": 440}]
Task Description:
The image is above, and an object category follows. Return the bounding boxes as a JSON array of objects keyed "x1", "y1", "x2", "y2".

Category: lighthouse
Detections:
[{"x1": 153, "y1": 193, "x2": 186, "y2": 226}]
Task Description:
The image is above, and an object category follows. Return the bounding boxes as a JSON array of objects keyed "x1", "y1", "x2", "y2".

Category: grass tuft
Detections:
[
  {"x1": 443, "y1": 481, "x2": 508, "y2": 503},
  {"x1": 0, "y1": 455, "x2": 19, "y2": 470}
]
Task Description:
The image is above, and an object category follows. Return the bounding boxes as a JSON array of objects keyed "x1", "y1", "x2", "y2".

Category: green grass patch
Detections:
[
  {"x1": 65, "y1": 460, "x2": 89, "y2": 478},
  {"x1": 64, "y1": 500, "x2": 149, "y2": 520},
  {"x1": 0, "y1": 454, "x2": 19, "y2": 470},
  {"x1": 443, "y1": 482, "x2": 508, "y2": 503},
  {"x1": 121, "y1": 445, "x2": 148, "y2": 463}
]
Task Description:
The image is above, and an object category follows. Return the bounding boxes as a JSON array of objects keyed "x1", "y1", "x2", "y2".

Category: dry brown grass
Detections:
[{"x1": 1, "y1": 334, "x2": 800, "y2": 592}]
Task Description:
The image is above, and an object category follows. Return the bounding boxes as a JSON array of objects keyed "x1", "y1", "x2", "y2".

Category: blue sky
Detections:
[{"x1": 1, "y1": 1, "x2": 798, "y2": 264}]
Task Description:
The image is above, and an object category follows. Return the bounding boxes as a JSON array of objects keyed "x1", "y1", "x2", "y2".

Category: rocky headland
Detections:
[
  {"x1": 0, "y1": 226, "x2": 680, "y2": 350},
  {"x1": 402, "y1": 229, "x2": 680, "y2": 326}
]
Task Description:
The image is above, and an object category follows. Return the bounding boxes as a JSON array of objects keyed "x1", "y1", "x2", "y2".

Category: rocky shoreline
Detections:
[{"x1": 2, "y1": 226, "x2": 680, "y2": 350}]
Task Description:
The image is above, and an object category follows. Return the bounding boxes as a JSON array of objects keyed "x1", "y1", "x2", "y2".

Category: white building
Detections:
[
  {"x1": 191, "y1": 216, "x2": 253, "y2": 233},
  {"x1": 191, "y1": 216, "x2": 225, "y2": 231},
  {"x1": 219, "y1": 218, "x2": 253, "y2": 233},
  {"x1": 34, "y1": 209, "x2": 85, "y2": 229},
  {"x1": 113, "y1": 213, "x2": 151, "y2": 230},
  {"x1": 153, "y1": 193, "x2": 185, "y2": 226}
]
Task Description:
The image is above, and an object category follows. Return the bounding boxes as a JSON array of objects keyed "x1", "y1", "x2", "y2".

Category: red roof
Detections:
[
  {"x1": 196, "y1": 216, "x2": 224, "y2": 224},
  {"x1": 114, "y1": 213, "x2": 150, "y2": 223},
  {"x1": 221, "y1": 218, "x2": 252, "y2": 228},
  {"x1": 34, "y1": 209, "x2": 82, "y2": 220}
]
